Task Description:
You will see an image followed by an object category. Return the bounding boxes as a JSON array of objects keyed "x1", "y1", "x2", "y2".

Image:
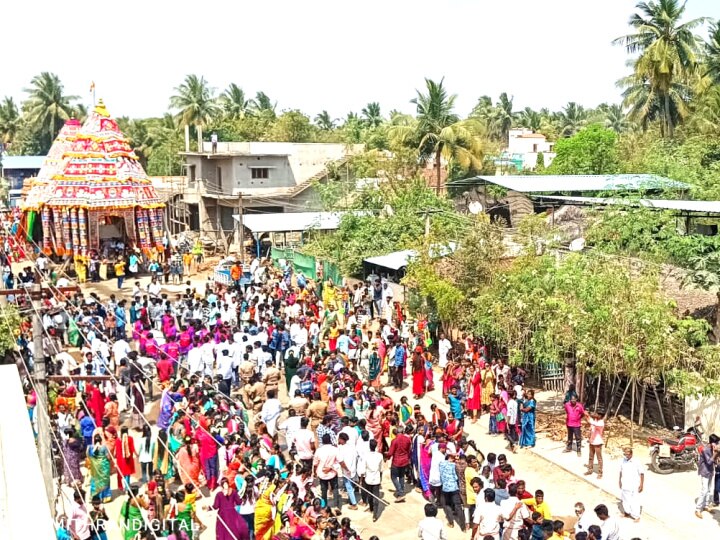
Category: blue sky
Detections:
[{"x1": 1, "y1": 0, "x2": 716, "y2": 119}]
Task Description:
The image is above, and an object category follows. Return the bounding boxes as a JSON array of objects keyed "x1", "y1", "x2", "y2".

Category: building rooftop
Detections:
[
  {"x1": 449, "y1": 174, "x2": 687, "y2": 192},
  {"x1": 535, "y1": 195, "x2": 720, "y2": 214},
  {"x1": 0, "y1": 155, "x2": 45, "y2": 169},
  {"x1": 233, "y1": 211, "x2": 350, "y2": 233}
]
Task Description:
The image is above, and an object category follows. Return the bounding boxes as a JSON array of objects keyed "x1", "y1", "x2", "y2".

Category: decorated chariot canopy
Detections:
[
  {"x1": 21, "y1": 100, "x2": 165, "y2": 257},
  {"x1": 21, "y1": 117, "x2": 81, "y2": 207}
]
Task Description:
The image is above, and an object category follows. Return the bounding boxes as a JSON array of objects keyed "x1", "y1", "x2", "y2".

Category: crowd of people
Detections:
[{"x1": 12, "y1": 254, "x2": 716, "y2": 540}]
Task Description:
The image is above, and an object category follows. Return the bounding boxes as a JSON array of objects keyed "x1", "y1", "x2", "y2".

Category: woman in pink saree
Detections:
[{"x1": 365, "y1": 401, "x2": 385, "y2": 451}]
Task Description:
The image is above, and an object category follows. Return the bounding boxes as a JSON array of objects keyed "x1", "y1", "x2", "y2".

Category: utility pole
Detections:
[
  {"x1": 31, "y1": 282, "x2": 55, "y2": 514},
  {"x1": 237, "y1": 191, "x2": 245, "y2": 263}
]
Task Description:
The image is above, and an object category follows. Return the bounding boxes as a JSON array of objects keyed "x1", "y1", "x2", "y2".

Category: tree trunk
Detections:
[
  {"x1": 435, "y1": 148, "x2": 442, "y2": 195},
  {"x1": 652, "y1": 385, "x2": 667, "y2": 429},
  {"x1": 664, "y1": 93, "x2": 673, "y2": 139},
  {"x1": 577, "y1": 366, "x2": 586, "y2": 404},
  {"x1": 638, "y1": 383, "x2": 647, "y2": 428},
  {"x1": 594, "y1": 374, "x2": 602, "y2": 412},
  {"x1": 563, "y1": 357, "x2": 576, "y2": 394},
  {"x1": 604, "y1": 375, "x2": 620, "y2": 420},
  {"x1": 630, "y1": 380, "x2": 636, "y2": 445},
  {"x1": 613, "y1": 379, "x2": 631, "y2": 419}
]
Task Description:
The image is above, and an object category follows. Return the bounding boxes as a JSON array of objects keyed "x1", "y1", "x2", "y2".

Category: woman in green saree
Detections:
[
  {"x1": 87, "y1": 434, "x2": 112, "y2": 502},
  {"x1": 119, "y1": 486, "x2": 148, "y2": 540}
]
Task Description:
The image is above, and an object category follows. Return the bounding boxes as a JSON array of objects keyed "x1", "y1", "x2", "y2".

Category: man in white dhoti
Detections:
[{"x1": 619, "y1": 447, "x2": 644, "y2": 521}]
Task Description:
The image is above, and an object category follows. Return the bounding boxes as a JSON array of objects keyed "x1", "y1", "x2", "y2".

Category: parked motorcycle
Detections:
[{"x1": 647, "y1": 417, "x2": 704, "y2": 474}]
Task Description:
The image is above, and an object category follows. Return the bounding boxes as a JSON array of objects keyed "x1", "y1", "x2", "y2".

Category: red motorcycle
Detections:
[{"x1": 648, "y1": 418, "x2": 704, "y2": 474}]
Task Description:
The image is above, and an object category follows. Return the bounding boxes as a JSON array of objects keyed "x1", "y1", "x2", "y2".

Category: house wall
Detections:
[
  {"x1": 233, "y1": 155, "x2": 295, "y2": 190},
  {"x1": 685, "y1": 395, "x2": 720, "y2": 435}
]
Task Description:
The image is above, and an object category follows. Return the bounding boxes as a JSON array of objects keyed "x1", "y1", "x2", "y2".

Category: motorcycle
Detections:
[{"x1": 647, "y1": 417, "x2": 704, "y2": 474}]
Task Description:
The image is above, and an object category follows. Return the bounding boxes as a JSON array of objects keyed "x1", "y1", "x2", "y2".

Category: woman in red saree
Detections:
[
  {"x1": 466, "y1": 364, "x2": 482, "y2": 423},
  {"x1": 411, "y1": 347, "x2": 425, "y2": 399},
  {"x1": 115, "y1": 426, "x2": 137, "y2": 490},
  {"x1": 176, "y1": 438, "x2": 203, "y2": 489},
  {"x1": 445, "y1": 412, "x2": 463, "y2": 443}
]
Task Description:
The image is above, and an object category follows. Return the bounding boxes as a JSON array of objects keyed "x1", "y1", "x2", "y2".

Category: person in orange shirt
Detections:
[{"x1": 230, "y1": 262, "x2": 242, "y2": 287}]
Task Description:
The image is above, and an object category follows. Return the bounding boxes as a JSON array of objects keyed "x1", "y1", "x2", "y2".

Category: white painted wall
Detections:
[{"x1": 684, "y1": 394, "x2": 720, "y2": 436}]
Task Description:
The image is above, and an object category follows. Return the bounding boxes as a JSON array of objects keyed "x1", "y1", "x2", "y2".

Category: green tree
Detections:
[
  {"x1": 547, "y1": 125, "x2": 619, "y2": 175},
  {"x1": 170, "y1": 74, "x2": 219, "y2": 131},
  {"x1": 604, "y1": 104, "x2": 631, "y2": 133},
  {"x1": 705, "y1": 22, "x2": 720, "y2": 84},
  {"x1": 0, "y1": 303, "x2": 21, "y2": 361},
  {"x1": 268, "y1": 110, "x2": 315, "y2": 142},
  {"x1": 614, "y1": 0, "x2": 705, "y2": 138},
  {"x1": 489, "y1": 92, "x2": 515, "y2": 142},
  {"x1": 23, "y1": 72, "x2": 78, "y2": 151},
  {"x1": 117, "y1": 117, "x2": 155, "y2": 169},
  {"x1": 517, "y1": 107, "x2": 542, "y2": 131},
  {"x1": 0, "y1": 97, "x2": 21, "y2": 146},
  {"x1": 220, "y1": 83, "x2": 249, "y2": 120},
  {"x1": 556, "y1": 102, "x2": 588, "y2": 137},
  {"x1": 361, "y1": 102, "x2": 383, "y2": 128},
  {"x1": 250, "y1": 91, "x2": 277, "y2": 117},
  {"x1": 314, "y1": 110, "x2": 336, "y2": 130},
  {"x1": 391, "y1": 78, "x2": 486, "y2": 193}
]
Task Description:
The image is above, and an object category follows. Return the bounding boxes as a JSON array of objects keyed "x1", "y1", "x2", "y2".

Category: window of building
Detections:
[
  {"x1": 189, "y1": 164, "x2": 196, "y2": 183},
  {"x1": 251, "y1": 168, "x2": 269, "y2": 179},
  {"x1": 532, "y1": 144, "x2": 538, "y2": 152}
]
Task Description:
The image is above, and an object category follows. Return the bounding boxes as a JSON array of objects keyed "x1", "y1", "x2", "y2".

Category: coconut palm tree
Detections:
[
  {"x1": 170, "y1": 74, "x2": 218, "y2": 129},
  {"x1": 314, "y1": 111, "x2": 336, "y2": 130},
  {"x1": 220, "y1": 83, "x2": 249, "y2": 120},
  {"x1": 489, "y1": 92, "x2": 515, "y2": 142},
  {"x1": 617, "y1": 68, "x2": 691, "y2": 134},
  {"x1": 361, "y1": 102, "x2": 383, "y2": 128},
  {"x1": 517, "y1": 107, "x2": 542, "y2": 132},
  {"x1": 613, "y1": 0, "x2": 705, "y2": 138},
  {"x1": 706, "y1": 23, "x2": 720, "y2": 84},
  {"x1": 391, "y1": 78, "x2": 485, "y2": 194},
  {"x1": 0, "y1": 97, "x2": 21, "y2": 146},
  {"x1": 23, "y1": 72, "x2": 78, "y2": 146},
  {"x1": 603, "y1": 104, "x2": 631, "y2": 133},
  {"x1": 250, "y1": 91, "x2": 276, "y2": 116},
  {"x1": 556, "y1": 102, "x2": 589, "y2": 137}
]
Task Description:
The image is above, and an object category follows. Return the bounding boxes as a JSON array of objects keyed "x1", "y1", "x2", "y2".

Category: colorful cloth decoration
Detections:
[{"x1": 41, "y1": 207, "x2": 52, "y2": 254}]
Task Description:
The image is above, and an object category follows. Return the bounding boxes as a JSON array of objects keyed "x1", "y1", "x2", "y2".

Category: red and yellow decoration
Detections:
[{"x1": 21, "y1": 100, "x2": 165, "y2": 256}]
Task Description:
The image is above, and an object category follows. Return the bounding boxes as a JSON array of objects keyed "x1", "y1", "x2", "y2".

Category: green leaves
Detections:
[{"x1": 546, "y1": 125, "x2": 620, "y2": 175}]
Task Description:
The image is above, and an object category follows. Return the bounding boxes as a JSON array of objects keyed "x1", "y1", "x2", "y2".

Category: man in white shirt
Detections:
[
  {"x1": 199, "y1": 339, "x2": 216, "y2": 376},
  {"x1": 474, "y1": 488, "x2": 503, "y2": 539},
  {"x1": 339, "y1": 417, "x2": 359, "y2": 448},
  {"x1": 500, "y1": 483, "x2": 530, "y2": 540},
  {"x1": 294, "y1": 417, "x2": 316, "y2": 468},
  {"x1": 506, "y1": 397, "x2": 519, "y2": 451},
  {"x1": 358, "y1": 438, "x2": 383, "y2": 521},
  {"x1": 187, "y1": 344, "x2": 203, "y2": 375},
  {"x1": 147, "y1": 278, "x2": 162, "y2": 299},
  {"x1": 594, "y1": 504, "x2": 620, "y2": 540},
  {"x1": 418, "y1": 503, "x2": 447, "y2": 540},
  {"x1": 338, "y1": 432, "x2": 359, "y2": 509},
  {"x1": 279, "y1": 409, "x2": 302, "y2": 450},
  {"x1": 112, "y1": 338, "x2": 131, "y2": 365},
  {"x1": 573, "y1": 502, "x2": 594, "y2": 536},
  {"x1": 619, "y1": 447, "x2": 644, "y2": 521},
  {"x1": 260, "y1": 389, "x2": 283, "y2": 437}
]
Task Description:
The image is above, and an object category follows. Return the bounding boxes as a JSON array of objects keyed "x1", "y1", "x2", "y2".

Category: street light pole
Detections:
[{"x1": 31, "y1": 282, "x2": 55, "y2": 513}]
